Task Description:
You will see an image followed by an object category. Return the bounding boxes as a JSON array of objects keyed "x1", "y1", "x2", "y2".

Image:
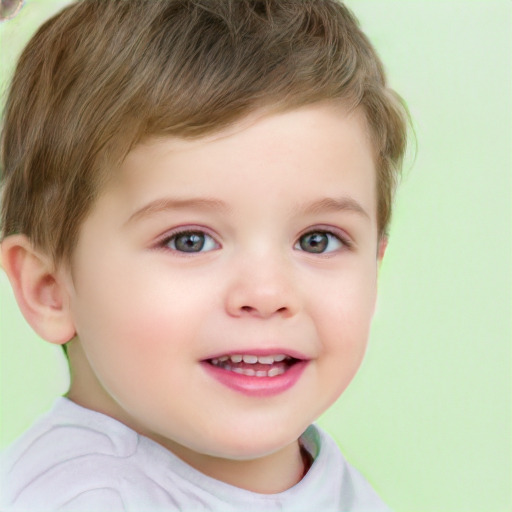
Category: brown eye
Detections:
[
  {"x1": 296, "y1": 231, "x2": 343, "y2": 254},
  {"x1": 165, "y1": 231, "x2": 218, "y2": 253}
]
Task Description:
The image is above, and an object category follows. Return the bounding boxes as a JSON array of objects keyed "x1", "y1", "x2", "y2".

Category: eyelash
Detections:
[
  {"x1": 294, "y1": 228, "x2": 353, "y2": 254},
  {"x1": 155, "y1": 227, "x2": 353, "y2": 254},
  {"x1": 156, "y1": 227, "x2": 220, "y2": 254}
]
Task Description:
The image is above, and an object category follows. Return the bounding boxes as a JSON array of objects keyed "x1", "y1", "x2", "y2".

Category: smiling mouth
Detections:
[{"x1": 205, "y1": 354, "x2": 300, "y2": 378}]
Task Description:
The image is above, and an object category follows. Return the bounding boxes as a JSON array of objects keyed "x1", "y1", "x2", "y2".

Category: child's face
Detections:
[{"x1": 65, "y1": 103, "x2": 382, "y2": 472}]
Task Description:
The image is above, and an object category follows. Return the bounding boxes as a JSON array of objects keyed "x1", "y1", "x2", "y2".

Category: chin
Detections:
[{"x1": 198, "y1": 422, "x2": 307, "y2": 461}]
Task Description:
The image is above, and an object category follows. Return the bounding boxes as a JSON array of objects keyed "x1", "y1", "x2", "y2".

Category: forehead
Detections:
[{"x1": 100, "y1": 103, "x2": 377, "y2": 223}]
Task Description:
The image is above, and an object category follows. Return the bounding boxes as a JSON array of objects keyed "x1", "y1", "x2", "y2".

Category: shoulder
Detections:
[{"x1": 0, "y1": 398, "x2": 139, "y2": 511}]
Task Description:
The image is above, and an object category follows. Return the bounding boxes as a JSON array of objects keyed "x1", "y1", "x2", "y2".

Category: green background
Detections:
[{"x1": 0, "y1": 1, "x2": 510, "y2": 511}]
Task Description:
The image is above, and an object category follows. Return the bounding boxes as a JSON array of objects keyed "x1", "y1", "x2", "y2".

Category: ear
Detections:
[
  {"x1": 377, "y1": 236, "x2": 388, "y2": 263},
  {"x1": 1, "y1": 235, "x2": 75, "y2": 344}
]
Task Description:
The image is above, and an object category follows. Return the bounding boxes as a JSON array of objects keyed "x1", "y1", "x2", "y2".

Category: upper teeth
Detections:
[{"x1": 211, "y1": 354, "x2": 288, "y2": 365}]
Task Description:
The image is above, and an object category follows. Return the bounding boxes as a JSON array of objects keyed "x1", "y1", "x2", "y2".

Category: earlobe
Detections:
[{"x1": 1, "y1": 235, "x2": 76, "y2": 345}]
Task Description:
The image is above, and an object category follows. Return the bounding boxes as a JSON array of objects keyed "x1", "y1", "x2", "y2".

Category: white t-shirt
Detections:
[{"x1": 1, "y1": 398, "x2": 389, "y2": 511}]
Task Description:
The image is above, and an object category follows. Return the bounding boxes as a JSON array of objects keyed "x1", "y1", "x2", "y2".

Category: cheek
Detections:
[
  {"x1": 300, "y1": 266, "x2": 377, "y2": 419},
  {"x1": 71, "y1": 260, "x2": 211, "y2": 370},
  {"x1": 312, "y1": 262, "x2": 378, "y2": 361},
  {"x1": 71, "y1": 279, "x2": 189, "y2": 408}
]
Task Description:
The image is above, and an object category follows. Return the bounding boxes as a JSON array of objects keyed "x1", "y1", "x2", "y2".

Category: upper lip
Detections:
[{"x1": 202, "y1": 348, "x2": 310, "y2": 361}]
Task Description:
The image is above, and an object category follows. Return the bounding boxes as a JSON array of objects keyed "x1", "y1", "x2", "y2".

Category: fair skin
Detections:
[{"x1": 2, "y1": 103, "x2": 386, "y2": 493}]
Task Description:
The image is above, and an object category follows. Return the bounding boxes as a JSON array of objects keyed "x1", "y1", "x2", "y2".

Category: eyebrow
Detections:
[
  {"x1": 126, "y1": 197, "x2": 230, "y2": 225},
  {"x1": 299, "y1": 196, "x2": 371, "y2": 220},
  {"x1": 126, "y1": 195, "x2": 370, "y2": 225}
]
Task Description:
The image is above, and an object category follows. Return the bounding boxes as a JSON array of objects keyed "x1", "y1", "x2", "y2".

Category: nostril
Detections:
[
  {"x1": 230, "y1": 298, "x2": 295, "y2": 319},
  {"x1": 239, "y1": 305, "x2": 289, "y2": 316}
]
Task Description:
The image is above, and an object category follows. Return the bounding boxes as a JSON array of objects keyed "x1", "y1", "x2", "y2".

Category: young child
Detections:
[{"x1": 0, "y1": 0, "x2": 407, "y2": 510}]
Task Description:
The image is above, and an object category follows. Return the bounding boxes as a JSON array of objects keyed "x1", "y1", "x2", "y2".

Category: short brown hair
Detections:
[{"x1": 1, "y1": 0, "x2": 408, "y2": 264}]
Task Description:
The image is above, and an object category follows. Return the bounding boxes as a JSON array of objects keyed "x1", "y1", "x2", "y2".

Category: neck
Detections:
[{"x1": 154, "y1": 434, "x2": 306, "y2": 493}]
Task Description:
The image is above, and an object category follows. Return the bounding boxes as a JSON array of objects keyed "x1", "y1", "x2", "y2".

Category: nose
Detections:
[{"x1": 224, "y1": 255, "x2": 300, "y2": 319}]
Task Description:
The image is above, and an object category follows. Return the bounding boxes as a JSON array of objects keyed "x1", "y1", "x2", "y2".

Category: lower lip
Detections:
[{"x1": 201, "y1": 360, "x2": 309, "y2": 397}]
